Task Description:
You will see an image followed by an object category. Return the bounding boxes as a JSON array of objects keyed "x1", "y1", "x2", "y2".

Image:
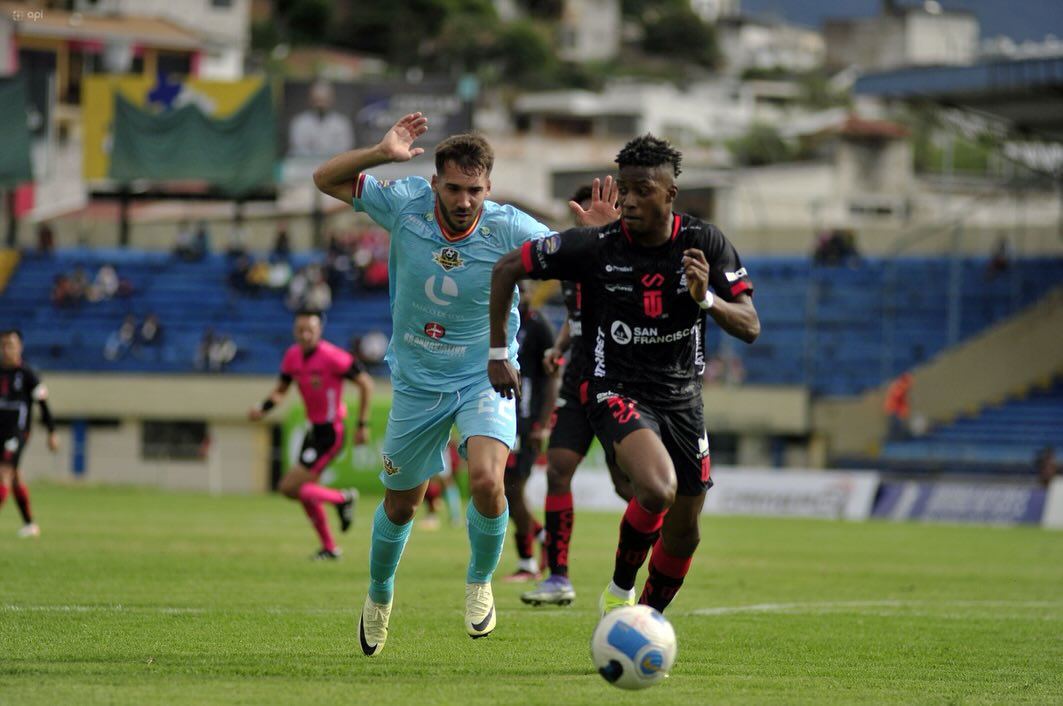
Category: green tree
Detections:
[
  {"x1": 495, "y1": 20, "x2": 557, "y2": 86},
  {"x1": 641, "y1": 5, "x2": 721, "y2": 69},
  {"x1": 728, "y1": 124, "x2": 795, "y2": 166}
]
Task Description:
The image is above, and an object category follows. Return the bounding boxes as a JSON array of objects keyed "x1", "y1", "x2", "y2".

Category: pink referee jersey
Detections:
[{"x1": 280, "y1": 340, "x2": 354, "y2": 424}]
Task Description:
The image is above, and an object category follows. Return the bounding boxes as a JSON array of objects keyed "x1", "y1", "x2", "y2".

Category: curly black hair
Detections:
[{"x1": 615, "y1": 134, "x2": 682, "y2": 178}]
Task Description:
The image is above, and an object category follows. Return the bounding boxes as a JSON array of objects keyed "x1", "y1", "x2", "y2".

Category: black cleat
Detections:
[
  {"x1": 311, "y1": 548, "x2": 342, "y2": 561},
  {"x1": 336, "y1": 488, "x2": 359, "y2": 533}
]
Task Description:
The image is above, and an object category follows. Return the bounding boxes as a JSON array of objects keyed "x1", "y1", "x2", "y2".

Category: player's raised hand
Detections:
[
  {"x1": 682, "y1": 248, "x2": 710, "y2": 301},
  {"x1": 570, "y1": 176, "x2": 620, "y2": 227},
  {"x1": 488, "y1": 360, "x2": 522, "y2": 402},
  {"x1": 380, "y1": 112, "x2": 430, "y2": 162}
]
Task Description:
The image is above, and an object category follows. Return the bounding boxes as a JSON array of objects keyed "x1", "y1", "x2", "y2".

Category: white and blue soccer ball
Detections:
[{"x1": 590, "y1": 604, "x2": 677, "y2": 690}]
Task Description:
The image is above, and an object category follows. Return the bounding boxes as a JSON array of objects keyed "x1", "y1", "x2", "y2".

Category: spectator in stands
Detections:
[
  {"x1": 137, "y1": 312, "x2": 164, "y2": 359},
  {"x1": 192, "y1": 221, "x2": 211, "y2": 260},
  {"x1": 986, "y1": 235, "x2": 1013, "y2": 280},
  {"x1": 36, "y1": 222, "x2": 55, "y2": 256},
  {"x1": 272, "y1": 222, "x2": 291, "y2": 260},
  {"x1": 68, "y1": 265, "x2": 91, "y2": 301},
  {"x1": 174, "y1": 220, "x2": 196, "y2": 260},
  {"x1": 883, "y1": 371, "x2": 914, "y2": 441},
  {"x1": 50, "y1": 274, "x2": 77, "y2": 308},
  {"x1": 226, "y1": 214, "x2": 249, "y2": 258},
  {"x1": 195, "y1": 329, "x2": 238, "y2": 373},
  {"x1": 267, "y1": 256, "x2": 292, "y2": 290},
  {"x1": 813, "y1": 228, "x2": 860, "y2": 267},
  {"x1": 88, "y1": 263, "x2": 119, "y2": 302},
  {"x1": 247, "y1": 258, "x2": 271, "y2": 293},
  {"x1": 288, "y1": 80, "x2": 354, "y2": 158},
  {"x1": 1034, "y1": 447, "x2": 1058, "y2": 488},
  {"x1": 304, "y1": 265, "x2": 333, "y2": 311},
  {"x1": 104, "y1": 314, "x2": 138, "y2": 361}
]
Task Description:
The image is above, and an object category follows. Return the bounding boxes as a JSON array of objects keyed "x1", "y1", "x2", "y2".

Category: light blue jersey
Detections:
[{"x1": 353, "y1": 173, "x2": 551, "y2": 391}]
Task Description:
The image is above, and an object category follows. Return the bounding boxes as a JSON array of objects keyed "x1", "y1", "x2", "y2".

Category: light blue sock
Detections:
[
  {"x1": 466, "y1": 501, "x2": 509, "y2": 584},
  {"x1": 368, "y1": 502, "x2": 412, "y2": 604},
  {"x1": 444, "y1": 484, "x2": 462, "y2": 524}
]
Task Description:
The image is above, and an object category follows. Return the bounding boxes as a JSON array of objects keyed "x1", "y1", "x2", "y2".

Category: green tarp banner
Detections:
[
  {"x1": 109, "y1": 84, "x2": 275, "y2": 197},
  {"x1": 0, "y1": 77, "x2": 33, "y2": 187}
]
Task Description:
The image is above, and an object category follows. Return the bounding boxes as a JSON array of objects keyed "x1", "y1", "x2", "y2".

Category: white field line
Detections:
[{"x1": 689, "y1": 600, "x2": 1063, "y2": 617}]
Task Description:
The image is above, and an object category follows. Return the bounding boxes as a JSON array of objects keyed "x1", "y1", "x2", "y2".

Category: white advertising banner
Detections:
[
  {"x1": 526, "y1": 466, "x2": 881, "y2": 521},
  {"x1": 1042, "y1": 476, "x2": 1063, "y2": 529}
]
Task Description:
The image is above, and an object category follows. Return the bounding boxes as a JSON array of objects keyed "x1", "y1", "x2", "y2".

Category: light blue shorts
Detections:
[{"x1": 379, "y1": 377, "x2": 517, "y2": 491}]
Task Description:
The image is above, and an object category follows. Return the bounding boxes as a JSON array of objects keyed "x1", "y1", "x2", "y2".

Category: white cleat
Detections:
[
  {"x1": 17, "y1": 522, "x2": 40, "y2": 539},
  {"x1": 464, "y1": 582, "x2": 496, "y2": 638},
  {"x1": 358, "y1": 594, "x2": 392, "y2": 657}
]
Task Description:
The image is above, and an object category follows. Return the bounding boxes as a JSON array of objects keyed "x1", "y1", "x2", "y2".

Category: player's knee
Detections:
[
  {"x1": 637, "y1": 474, "x2": 677, "y2": 512},
  {"x1": 467, "y1": 470, "x2": 503, "y2": 501},
  {"x1": 383, "y1": 495, "x2": 419, "y2": 524}
]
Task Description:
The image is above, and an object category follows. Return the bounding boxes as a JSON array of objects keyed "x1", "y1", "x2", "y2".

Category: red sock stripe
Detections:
[
  {"x1": 545, "y1": 493, "x2": 573, "y2": 512},
  {"x1": 624, "y1": 498, "x2": 665, "y2": 534},
  {"x1": 0, "y1": 485, "x2": 8, "y2": 503},
  {"x1": 649, "y1": 539, "x2": 693, "y2": 578}
]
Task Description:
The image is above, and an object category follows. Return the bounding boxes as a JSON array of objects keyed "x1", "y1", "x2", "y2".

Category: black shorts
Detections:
[
  {"x1": 0, "y1": 429, "x2": 27, "y2": 469},
  {"x1": 298, "y1": 420, "x2": 345, "y2": 475},
  {"x1": 547, "y1": 385, "x2": 596, "y2": 456},
  {"x1": 584, "y1": 385, "x2": 712, "y2": 497},
  {"x1": 506, "y1": 431, "x2": 538, "y2": 480}
]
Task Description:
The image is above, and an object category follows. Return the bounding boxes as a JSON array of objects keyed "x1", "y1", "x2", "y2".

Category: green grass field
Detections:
[{"x1": 1, "y1": 483, "x2": 1061, "y2": 705}]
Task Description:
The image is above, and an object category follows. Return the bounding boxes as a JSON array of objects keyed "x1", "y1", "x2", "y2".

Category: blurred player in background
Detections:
[
  {"x1": 313, "y1": 111, "x2": 616, "y2": 655},
  {"x1": 521, "y1": 185, "x2": 633, "y2": 607},
  {"x1": 0, "y1": 329, "x2": 59, "y2": 538},
  {"x1": 420, "y1": 436, "x2": 463, "y2": 529},
  {"x1": 248, "y1": 310, "x2": 373, "y2": 560},
  {"x1": 502, "y1": 281, "x2": 558, "y2": 581},
  {"x1": 490, "y1": 134, "x2": 760, "y2": 616}
]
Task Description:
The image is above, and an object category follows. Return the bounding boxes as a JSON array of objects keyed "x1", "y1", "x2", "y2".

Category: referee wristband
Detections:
[
  {"x1": 488, "y1": 347, "x2": 509, "y2": 361},
  {"x1": 698, "y1": 291, "x2": 715, "y2": 310},
  {"x1": 259, "y1": 398, "x2": 276, "y2": 413}
]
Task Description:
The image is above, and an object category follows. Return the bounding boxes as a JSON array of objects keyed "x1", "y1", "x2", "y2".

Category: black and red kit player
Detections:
[
  {"x1": 0, "y1": 329, "x2": 59, "y2": 538},
  {"x1": 489, "y1": 134, "x2": 760, "y2": 615}
]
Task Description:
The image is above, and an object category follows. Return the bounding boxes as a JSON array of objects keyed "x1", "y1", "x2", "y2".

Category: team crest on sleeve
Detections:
[
  {"x1": 543, "y1": 234, "x2": 561, "y2": 254},
  {"x1": 382, "y1": 455, "x2": 400, "y2": 476},
  {"x1": 379, "y1": 179, "x2": 393, "y2": 189},
  {"x1": 432, "y1": 246, "x2": 465, "y2": 271}
]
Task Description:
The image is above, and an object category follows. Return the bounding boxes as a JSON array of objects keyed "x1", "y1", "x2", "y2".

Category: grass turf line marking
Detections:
[{"x1": 689, "y1": 600, "x2": 1063, "y2": 617}]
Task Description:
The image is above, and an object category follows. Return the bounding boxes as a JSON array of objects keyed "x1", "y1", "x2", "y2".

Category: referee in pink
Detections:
[{"x1": 249, "y1": 309, "x2": 374, "y2": 559}]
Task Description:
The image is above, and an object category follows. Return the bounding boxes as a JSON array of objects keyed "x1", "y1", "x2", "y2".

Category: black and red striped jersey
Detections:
[
  {"x1": 521, "y1": 213, "x2": 753, "y2": 408},
  {"x1": 0, "y1": 363, "x2": 42, "y2": 434}
]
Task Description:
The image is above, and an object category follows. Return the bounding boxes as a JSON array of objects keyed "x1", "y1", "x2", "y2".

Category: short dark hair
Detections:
[
  {"x1": 294, "y1": 309, "x2": 323, "y2": 321},
  {"x1": 615, "y1": 134, "x2": 682, "y2": 178},
  {"x1": 435, "y1": 133, "x2": 494, "y2": 177},
  {"x1": 0, "y1": 329, "x2": 22, "y2": 341},
  {"x1": 570, "y1": 185, "x2": 593, "y2": 205}
]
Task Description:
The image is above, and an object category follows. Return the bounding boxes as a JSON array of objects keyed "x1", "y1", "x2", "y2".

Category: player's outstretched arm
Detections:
[
  {"x1": 488, "y1": 249, "x2": 527, "y2": 400},
  {"x1": 313, "y1": 112, "x2": 430, "y2": 204}
]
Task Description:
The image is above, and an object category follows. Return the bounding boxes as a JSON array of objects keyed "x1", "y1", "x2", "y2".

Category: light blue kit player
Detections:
[{"x1": 313, "y1": 111, "x2": 616, "y2": 656}]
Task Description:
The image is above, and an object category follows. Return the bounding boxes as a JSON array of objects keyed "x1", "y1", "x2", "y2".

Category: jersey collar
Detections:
[
  {"x1": 434, "y1": 203, "x2": 484, "y2": 242},
  {"x1": 619, "y1": 213, "x2": 680, "y2": 245}
]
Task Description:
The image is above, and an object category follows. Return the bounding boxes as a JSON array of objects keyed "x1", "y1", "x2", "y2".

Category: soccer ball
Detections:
[{"x1": 590, "y1": 604, "x2": 677, "y2": 690}]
